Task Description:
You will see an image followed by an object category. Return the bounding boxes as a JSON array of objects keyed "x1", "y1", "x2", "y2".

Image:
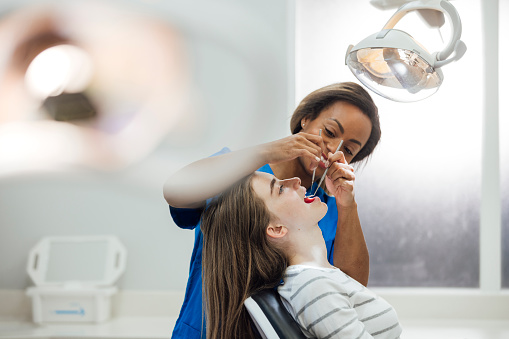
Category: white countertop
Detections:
[
  {"x1": 0, "y1": 289, "x2": 182, "y2": 339},
  {"x1": 2, "y1": 316, "x2": 509, "y2": 339},
  {"x1": 0, "y1": 316, "x2": 176, "y2": 339},
  {"x1": 2, "y1": 289, "x2": 509, "y2": 339}
]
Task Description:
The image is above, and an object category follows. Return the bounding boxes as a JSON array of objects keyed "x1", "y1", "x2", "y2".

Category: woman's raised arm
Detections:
[{"x1": 163, "y1": 133, "x2": 323, "y2": 208}]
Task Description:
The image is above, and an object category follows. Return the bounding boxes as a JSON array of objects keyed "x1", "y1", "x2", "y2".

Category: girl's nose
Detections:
[
  {"x1": 281, "y1": 177, "x2": 301, "y2": 190},
  {"x1": 289, "y1": 177, "x2": 301, "y2": 189}
]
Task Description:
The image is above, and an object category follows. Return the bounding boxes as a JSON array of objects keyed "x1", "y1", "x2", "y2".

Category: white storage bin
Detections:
[
  {"x1": 25, "y1": 235, "x2": 127, "y2": 324},
  {"x1": 26, "y1": 285, "x2": 117, "y2": 323}
]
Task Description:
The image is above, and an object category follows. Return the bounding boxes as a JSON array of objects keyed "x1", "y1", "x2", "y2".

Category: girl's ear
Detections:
[{"x1": 266, "y1": 223, "x2": 288, "y2": 239}]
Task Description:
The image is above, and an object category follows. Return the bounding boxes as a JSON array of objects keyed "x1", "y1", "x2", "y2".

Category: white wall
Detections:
[
  {"x1": 295, "y1": 0, "x2": 503, "y2": 289},
  {"x1": 0, "y1": 0, "x2": 292, "y2": 291}
]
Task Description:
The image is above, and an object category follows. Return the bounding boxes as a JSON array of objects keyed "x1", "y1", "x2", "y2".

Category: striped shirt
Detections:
[{"x1": 278, "y1": 265, "x2": 402, "y2": 339}]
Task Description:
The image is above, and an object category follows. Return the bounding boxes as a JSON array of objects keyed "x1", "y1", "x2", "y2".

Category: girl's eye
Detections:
[
  {"x1": 324, "y1": 128, "x2": 335, "y2": 138},
  {"x1": 279, "y1": 185, "x2": 285, "y2": 195}
]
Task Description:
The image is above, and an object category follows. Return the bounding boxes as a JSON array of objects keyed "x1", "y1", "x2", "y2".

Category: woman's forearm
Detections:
[
  {"x1": 333, "y1": 202, "x2": 370, "y2": 286},
  {"x1": 163, "y1": 146, "x2": 268, "y2": 208}
]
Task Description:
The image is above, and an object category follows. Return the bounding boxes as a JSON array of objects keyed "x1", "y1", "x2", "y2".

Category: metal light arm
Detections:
[{"x1": 380, "y1": 0, "x2": 465, "y2": 66}]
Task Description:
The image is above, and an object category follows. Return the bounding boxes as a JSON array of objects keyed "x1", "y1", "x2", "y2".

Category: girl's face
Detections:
[
  {"x1": 301, "y1": 101, "x2": 372, "y2": 168},
  {"x1": 251, "y1": 172, "x2": 328, "y2": 230}
]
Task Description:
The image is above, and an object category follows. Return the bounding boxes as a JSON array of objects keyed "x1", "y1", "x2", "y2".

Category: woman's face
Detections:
[
  {"x1": 251, "y1": 172, "x2": 328, "y2": 230},
  {"x1": 301, "y1": 101, "x2": 372, "y2": 169}
]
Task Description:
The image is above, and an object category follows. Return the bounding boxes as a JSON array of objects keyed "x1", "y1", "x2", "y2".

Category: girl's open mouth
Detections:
[{"x1": 304, "y1": 196, "x2": 316, "y2": 204}]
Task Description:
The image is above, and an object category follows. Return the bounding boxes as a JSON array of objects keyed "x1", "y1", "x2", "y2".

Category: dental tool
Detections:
[
  {"x1": 312, "y1": 140, "x2": 344, "y2": 197},
  {"x1": 308, "y1": 129, "x2": 322, "y2": 196}
]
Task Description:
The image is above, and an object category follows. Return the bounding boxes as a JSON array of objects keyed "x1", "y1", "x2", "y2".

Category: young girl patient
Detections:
[{"x1": 201, "y1": 172, "x2": 402, "y2": 339}]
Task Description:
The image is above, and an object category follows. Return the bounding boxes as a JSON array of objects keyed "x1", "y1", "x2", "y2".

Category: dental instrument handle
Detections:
[
  {"x1": 309, "y1": 129, "x2": 322, "y2": 195},
  {"x1": 313, "y1": 140, "x2": 344, "y2": 196}
]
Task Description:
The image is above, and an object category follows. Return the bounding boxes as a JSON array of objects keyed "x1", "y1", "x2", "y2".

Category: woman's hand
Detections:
[
  {"x1": 324, "y1": 151, "x2": 356, "y2": 207},
  {"x1": 261, "y1": 132, "x2": 324, "y2": 171}
]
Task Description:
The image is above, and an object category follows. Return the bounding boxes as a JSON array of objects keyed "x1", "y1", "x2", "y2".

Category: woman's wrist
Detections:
[{"x1": 337, "y1": 199, "x2": 357, "y2": 211}]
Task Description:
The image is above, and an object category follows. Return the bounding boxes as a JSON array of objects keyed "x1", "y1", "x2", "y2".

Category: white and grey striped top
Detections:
[{"x1": 278, "y1": 265, "x2": 402, "y2": 339}]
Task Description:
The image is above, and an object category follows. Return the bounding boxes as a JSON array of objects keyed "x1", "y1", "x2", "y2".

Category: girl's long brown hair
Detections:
[{"x1": 201, "y1": 174, "x2": 288, "y2": 339}]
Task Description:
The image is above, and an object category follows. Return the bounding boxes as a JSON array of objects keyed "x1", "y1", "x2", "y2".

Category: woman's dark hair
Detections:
[
  {"x1": 201, "y1": 173, "x2": 288, "y2": 339},
  {"x1": 290, "y1": 82, "x2": 381, "y2": 164}
]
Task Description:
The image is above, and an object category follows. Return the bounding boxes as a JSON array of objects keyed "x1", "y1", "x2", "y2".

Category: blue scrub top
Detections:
[{"x1": 169, "y1": 147, "x2": 338, "y2": 338}]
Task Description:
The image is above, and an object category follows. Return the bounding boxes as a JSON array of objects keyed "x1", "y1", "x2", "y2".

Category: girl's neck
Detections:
[{"x1": 288, "y1": 228, "x2": 333, "y2": 269}]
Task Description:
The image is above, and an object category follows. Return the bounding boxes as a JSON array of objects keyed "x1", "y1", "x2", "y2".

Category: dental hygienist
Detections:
[{"x1": 163, "y1": 82, "x2": 381, "y2": 338}]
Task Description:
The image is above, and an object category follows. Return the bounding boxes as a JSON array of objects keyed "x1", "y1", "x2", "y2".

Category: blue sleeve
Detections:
[
  {"x1": 168, "y1": 147, "x2": 232, "y2": 230},
  {"x1": 170, "y1": 206, "x2": 203, "y2": 230}
]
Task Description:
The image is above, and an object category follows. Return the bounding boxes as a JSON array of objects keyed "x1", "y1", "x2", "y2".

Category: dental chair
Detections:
[{"x1": 244, "y1": 289, "x2": 307, "y2": 339}]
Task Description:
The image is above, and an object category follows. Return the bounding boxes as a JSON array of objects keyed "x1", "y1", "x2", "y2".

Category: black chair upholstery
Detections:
[{"x1": 245, "y1": 289, "x2": 307, "y2": 339}]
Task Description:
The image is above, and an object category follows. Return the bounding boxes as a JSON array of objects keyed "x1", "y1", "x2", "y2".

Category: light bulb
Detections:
[
  {"x1": 356, "y1": 48, "x2": 392, "y2": 78},
  {"x1": 25, "y1": 45, "x2": 93, "y2": 99}
]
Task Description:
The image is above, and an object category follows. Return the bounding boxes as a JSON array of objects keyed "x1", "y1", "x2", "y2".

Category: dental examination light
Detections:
[{"x1": 345, "y1": 0, "x2": 466, "y2": 102}]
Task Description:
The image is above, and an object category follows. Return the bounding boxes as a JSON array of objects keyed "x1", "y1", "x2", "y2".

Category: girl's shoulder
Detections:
[
  {"x1": 278, "y1": 265, "x2": 356, "y2": 302},
  {"x1": 281, "y1": 264, "x2": 366, "y2": 291},
  {"x1": 282, "y1": 265, "x2": 345, "y2": 285}
]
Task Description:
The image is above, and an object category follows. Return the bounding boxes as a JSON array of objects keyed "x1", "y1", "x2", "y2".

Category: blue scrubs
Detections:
[{"x1": 169, "y1": 147, "x2": 338, "y2": 338}]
